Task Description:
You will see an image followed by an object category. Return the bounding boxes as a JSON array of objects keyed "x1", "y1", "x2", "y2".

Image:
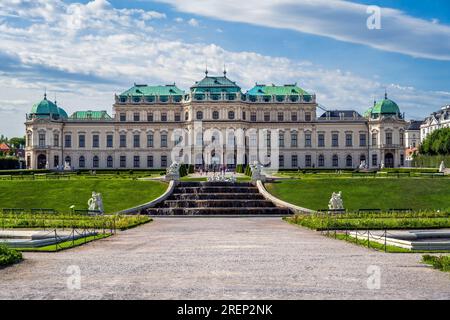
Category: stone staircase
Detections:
[{"x1": 146, "y1": 182, "x2": 292, "y2": 216}]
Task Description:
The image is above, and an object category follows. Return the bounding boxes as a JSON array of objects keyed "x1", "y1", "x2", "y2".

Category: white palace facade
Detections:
[{"x1": 25, "y1": 72, "x2": 408, "y2": 170}]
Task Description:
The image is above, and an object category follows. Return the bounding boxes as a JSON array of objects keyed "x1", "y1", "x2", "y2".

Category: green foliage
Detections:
[
  {"x1": 179, "y1": 164, "x2": 188, "y2": 177},
  {"x1": 412, "y1": 155, "x2": 450, "y2": 169},
  {"x1": 244, "y1": 165, "x2": 251, "y2": 176},
  {"x1": 17, "y1": 234, "x2": 111, "y2": 252},
  {"x1": 420, "y1": 128, "x2": 450, "y2": 156},
  {"x1": 266, "y1": 179, "x2": 450, "y2": 212},
  {"x1": 0, "y1": 158, "x2": 20, "y2": 170},
  {"x1": 0, "y1": 244, "x2": 22, "y2": 266},
  {"x1": 287, "y1": 213, "x2": 450, "y2": 230},
  {"x1": 422, "y1": 255, "x2": 450, "y2": 272}
]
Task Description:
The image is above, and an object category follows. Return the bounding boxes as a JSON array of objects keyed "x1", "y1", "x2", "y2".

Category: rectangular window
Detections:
[
  {"x1": 161, "y1": 113, "x2": 167, "y2": 122},
  {"x1": 359, "y1": 134, "x2": 367, "y2": 147},
  {"x1": 107, "y1": 156, "x2": 113, "y2": 168},
  {"x1": 400, "y1": 154, "x2": 404, "y2": 166},
  {"x1": 161, "y1": 134, "x2": 168, "y2": 147},
  {"x1": 242, "y1": 111, "x2": 246, "y2": 120},
  {"x1": 332, "y1": 133, "x2": 339, "y2": 147},
  {"x1": 346, "y1": 134, "x2": 353, "y2": 147},
  {"x1": 305, "y1": 113, "x2": 312, "y2": 122},
  {"x1": 175, "y1": 113, "x2": 181, "y2": 122},
  {"x1": 400, "y1": 133, "x2": 405, "y2": 146},
  {"x1": 386, "y1": 132, "x2": 393, "y2": 146},
  {"x1": 161, "y1": 155, "x2": 167, "y2": 168},
  {"x1": 372, "y1": 154, "x2": 378, "y2": 166},
  {"x1": 107, "y1": 135, "x2": 113, "y2": 148},
  {"x1": 318, "y1": 134, "x2": 325, "y2": 147},
  {"x1": 120, "y1": 113, "x2": 126, "y2": 122},
  {"x1": 93, "y1": 135, "x2": 99, "y2": 148},
  {"x1": 120, "y1": 134, "x2": 126, "y2": 148},
  {"x1": 147, "y1": 155, "x2": 153, "y2": 168},
  {"x1": 372, "y1": 133, "x2": 377, "y2": 146},
  {"x1": 64, "y1": 135, "x2": 72, "y2": 148},
  {"x1": 147, "y1": 134, "x2": 154, "y2": 148},
  {"x1": 134, "y1": 113, "x2": 140, "y2": 122},
  {"x1": 251, "y1": 112, "x2": 257, "y2": 122},
  {"x1": 291, "y1": 133, "x2": 298, "y2": 148},
  {"x1": 279, "y1": 155, "x2": 284, "y2": 168},
  {"x1": 277, "y1": 112, "x2": 284, "y2": 121},
  {"x1": 291, "y1": 155, "x2": 298, "y2": 168},
  {"x1": 305, "y1": 133, "x2": 312, "y2": 147},
  {"x1": 279, "y1": 133, "x2": 285, "y2": 148},
  {"x1": 264, "y1": 112, "x2": 270, "y2": 122},
  {"x1": 78, "y1": 135, "x2": 85, "y2": 148},
  {"x1": 266, "y1": 132, "x2": 271, "y2": 148},
  {"x1": 38, "y1": 134, "x2": 46, "y2": 147},
  {"x1": 134, "y1": 156, "x2": 140, "y2": 168},
  {"x1": 291, "y1": 112, "x2": 298, "y2": 122},
  {"x1": 120, "y1": 156, "x2": 126, "y2": 168},
  {"x1": 133, "y1": 134, "x2": 140, "y2": 148},
  {"x1": 305, "y1": 155, "x2": 312, "y2": 167},
  {"x1": 53, "y1": 134, "x2": 59, "y2": 147},
  {"x1": 147, "y1": 113, "x2": 154, "y2": 122}
]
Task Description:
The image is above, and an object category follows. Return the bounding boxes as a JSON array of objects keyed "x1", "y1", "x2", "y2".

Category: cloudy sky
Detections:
[{"x1": 1, "y1": 0, "x2": 450, "y2": 137}]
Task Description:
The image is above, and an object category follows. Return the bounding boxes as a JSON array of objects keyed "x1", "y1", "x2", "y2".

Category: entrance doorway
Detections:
[
  {"x1": 37, "y1": 154, "x2": 47, "y2": 169},
  {"x1": 385, "y1": 153, "x2": 394, "y2": 168}
]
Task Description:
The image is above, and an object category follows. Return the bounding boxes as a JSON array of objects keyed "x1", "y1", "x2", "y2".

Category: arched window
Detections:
[
  {"x1": 318, "y1": 155, "x2": 325, "y2": 167},
  {"x1": 185, "y1": 112, "x2": 189, "y2": 121},
  {"x1": 212, "y1": 111, "x2": 219, "y2": 120},
  {"x1": 196, "y1": 132, "x2": 203, "y2": 146},
  {"x1": 93, "y1": 156, "x2": 99, "y2": 168},
  {"x1": 228, "y1": 111, "x2": 235, "y2": 120},
  {"x1": 332, "y1": 155, "x2": 339, "y2": 167},
  {"x1": 196, "y1": 111, "x2": 203, "y2": 120},
  {"x1": 346, "y1": 155, "x2": 353, "y2": 167},
  {"x1": 79, "y1": 156, "x2": 85, "y2": 168},
  {"x1": 107, "y1": 156, "x2": 113, "y2": 168},
  {"x1": 65, "y1": 156, "x2": 71, "y2": 166}
]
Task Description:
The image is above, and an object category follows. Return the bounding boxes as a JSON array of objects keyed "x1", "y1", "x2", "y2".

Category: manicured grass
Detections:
[
  {"x1": 16, "y1": 234, "x2": 111, "y2": 252},
  {"x1": 285, "y1": 213, "x2": 450, "y2": 230},
  {"x1": 0, "y1": 214, "x2": 152, "y2": 230},
  {"x1": 328, "y1": 233, "x2": 411, "y2": 253},
  {"x1": 0, "y1": 244, "x2": 22, "y2": 266},
  {"x1": 0, "y1": 180, "x2": 167, "y2": 213},
  {"x1": 266, "y1": 178, "x2": 450, "y2": 211},
  {"x1": 422, "y1": 255, "x2": 450, "y2": 272}
]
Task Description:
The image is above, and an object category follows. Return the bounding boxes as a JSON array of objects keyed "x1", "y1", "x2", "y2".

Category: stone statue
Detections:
[
  {"x1": 328, "y1": 192, "x2": 344, "y2": 211},
  {"x1": 439, "y1": 161, "x2": 446, "y2": 173},
  {"x1": 250, "y1": 161, "x2": 266, "y2": 182},
  {"x1": 359, "y1": 160, "x2": 366, "y2": 170},
  {"x1": 380, "y1": 161, "x2": 385, "y2": 170},
  {"x1": 64, "y1": 161, "x2": 71, "y2": 171},
  {"x1": 87, "y1": 191, "x2": 104, "y2": 214},
  {"x1": 165, "y1": 161, "x2": 181, "y2": 181},
  {"x1": 45, "y1": 161, "x2": 49, "y2": 170}
]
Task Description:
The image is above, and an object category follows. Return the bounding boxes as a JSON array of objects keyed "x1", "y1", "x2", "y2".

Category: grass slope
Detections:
[
  {"x1": 266, "y1": 178, "x2": 450, "y2": 211},
  {"x1": 0, "y1": 180, "x2": 167, "y2": 213}
]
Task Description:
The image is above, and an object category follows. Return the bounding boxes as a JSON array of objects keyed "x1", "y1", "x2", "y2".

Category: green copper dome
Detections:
[
  {"x1": 372, "y1": 95, "x2": 400, "y2": 115},
  {"x1": 31, "y1": 96, "x2": 59, "y2": 115},
  {"x1": 30, "y1": 94, "x2": 68, "y2": 120}
]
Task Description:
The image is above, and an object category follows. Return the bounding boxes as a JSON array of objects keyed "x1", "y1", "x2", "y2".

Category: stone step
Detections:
[
  {"x1": 170, "y1": 193, "x2": 266, "y2": 200},
  {"x1": 173, "y1": 187, "x2": 259, "y2": 194},
  {"x1": 159, "y1": 200, "x2": 276, "y2": 208},
  {"x1": 146, "y1": 207, "x2": 292, "y2": 216}
]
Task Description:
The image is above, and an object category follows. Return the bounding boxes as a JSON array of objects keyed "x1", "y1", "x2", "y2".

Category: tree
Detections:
[
  {"x1": 8, "y1": 137, "x2": 25, "y2": 149},
  {"x1": 419, "y1": 128, "x2": 450, "y2": 155}
]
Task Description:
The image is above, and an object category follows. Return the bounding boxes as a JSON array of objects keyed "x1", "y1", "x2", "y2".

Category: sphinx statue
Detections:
[{"x1": 328, "y1": 192, "x2": 344, "y2": 211}]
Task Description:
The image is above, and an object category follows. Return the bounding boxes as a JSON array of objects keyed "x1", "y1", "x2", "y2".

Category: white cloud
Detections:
[
  {"x1": 157, "y1": 0, "x2": 450, "y2": 61},
  {"x1": 187, "y1": 18, "x2": 199, "y2": 27},
  {"x1": 0, "y1": 0, "x2": 447, "y2": 137}
]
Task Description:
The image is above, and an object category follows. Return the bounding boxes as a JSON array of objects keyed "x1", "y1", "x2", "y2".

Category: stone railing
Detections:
[
  {"x1": 118, "y1": 180, "x2": 177, "y2": 215},
  {"x1": 256, "y1": 180, "x2": 316, "y2": 214}
]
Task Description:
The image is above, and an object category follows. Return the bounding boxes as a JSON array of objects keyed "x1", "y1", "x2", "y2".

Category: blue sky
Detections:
[{"x1": 0, "y1": 0, "x2": 449, "y2": 136}]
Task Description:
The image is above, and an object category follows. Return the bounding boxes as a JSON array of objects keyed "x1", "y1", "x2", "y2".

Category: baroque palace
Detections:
[{"x1": 25, "y1": 72, "x2": 407, "y2": 170}]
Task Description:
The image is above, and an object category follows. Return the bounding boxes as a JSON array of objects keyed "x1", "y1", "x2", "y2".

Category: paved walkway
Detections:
[{"x1": 1, "y1": 218, "x2": 449, "y2": 299}]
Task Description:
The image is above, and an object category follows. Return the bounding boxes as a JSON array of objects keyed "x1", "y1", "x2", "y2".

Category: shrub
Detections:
[
  {"x1": 422, "y1": 255, "x2": 450, "y2": 272},
  {"x1": 0, "y1": 244, "x2": 22, "y2": 266}
]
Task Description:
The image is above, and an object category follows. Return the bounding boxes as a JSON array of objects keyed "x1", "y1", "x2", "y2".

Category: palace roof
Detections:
[
  {"x1": 190, "y1": 75, "x2": 241, "y2": 94},
  {"x1": 120, "y1": 84, "x2": 184, "y2": 96},
  {"x1": 247, "y1": 84, "x2": 310, "y2": 96},
  {"x1": 70, "y1": 111, "x2": 112, "y2": 120}
]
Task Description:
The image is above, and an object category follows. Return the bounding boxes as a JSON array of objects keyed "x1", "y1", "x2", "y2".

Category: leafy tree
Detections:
[
  {"x1": 420, "y1": 128, "x2": 450, "y2": 155},
  {"x1": 8, "y1": 137, "x2": 25, "y2": 149}
]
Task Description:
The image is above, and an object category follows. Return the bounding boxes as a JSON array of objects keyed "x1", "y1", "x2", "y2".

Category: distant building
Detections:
[
  {"x1": 421, "y1": 105, "x2": 450, "y2": 142},
  {"x1": 0, "y1": 142, "x2": 11, "y2": 154},
  {"x1": 404, "y1": 120, "x2": 422, "y2": 166},
  {"x1": 24, "y1": 73, "x2": 408, "y2": 170}
]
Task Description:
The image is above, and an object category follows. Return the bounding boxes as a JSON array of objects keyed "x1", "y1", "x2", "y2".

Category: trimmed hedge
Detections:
[
  {"x1": 0, "y1": 244, "x2": 22, "y2": 266},
  {"x1": 412, "y1": 155, "x2": 450, "y2": 169},
  {"x1": 0, "y1": 158, "x2": 20, "y2": 170}
]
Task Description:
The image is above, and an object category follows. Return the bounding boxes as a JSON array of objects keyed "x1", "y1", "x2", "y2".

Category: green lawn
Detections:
[
  {"x1": 17, "y1": 234, "x2": 111, "y2": 252},
  {"x1": 0, "y1": 180, "x2": 167, "y2": 214},
  {"x1": 266, "y1": 178, "x2": 450, "y2": 211}
]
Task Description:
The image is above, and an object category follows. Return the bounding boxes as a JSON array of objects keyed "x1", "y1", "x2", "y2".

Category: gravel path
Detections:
[{"x1": 1, "y1": 218, "x2": 449, "y2": 300}]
